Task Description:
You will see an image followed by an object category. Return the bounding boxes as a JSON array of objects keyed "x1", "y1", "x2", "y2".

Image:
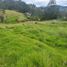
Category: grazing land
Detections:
[
  {"x1": 0, "y1": 21, "x2": 67, "y2": 67},
  {"x1": 1, "y1": 10, "x2": 27, "y2": 23}
]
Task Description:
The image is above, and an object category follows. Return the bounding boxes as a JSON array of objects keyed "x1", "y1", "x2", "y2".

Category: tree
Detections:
[
  {"x1": 4, "y1": 0, "x2": 15, "y2": 2},
  {"x1": 45, "y1": 5, "x2": 59, "y2": 20}
]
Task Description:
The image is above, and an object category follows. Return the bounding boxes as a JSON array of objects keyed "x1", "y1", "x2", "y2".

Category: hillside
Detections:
[
  {"x1": 0, "y1": 21, "x2": 67, "y2": 67},
  {"x1": 59, "y1": 6, "x2": 67, "y2": 11},
  {"x1": 3, "y1": 10, "x2": 27, "y2": 23}
]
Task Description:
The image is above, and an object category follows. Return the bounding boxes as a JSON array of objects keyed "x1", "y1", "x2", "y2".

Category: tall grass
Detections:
[{"x1": 0, "y1": 21, "x2": 67, "y2": 67}]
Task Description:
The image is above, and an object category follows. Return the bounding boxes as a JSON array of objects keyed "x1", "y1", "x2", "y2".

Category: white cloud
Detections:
[{"x1": 23, "y1": 0, "x2": 67, "y2": 6}]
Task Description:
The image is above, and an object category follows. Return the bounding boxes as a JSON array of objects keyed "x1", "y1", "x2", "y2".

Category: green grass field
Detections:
[
  {"x1": 0, "y1": 21, "x2": 67, "y2": 67},
  {"x1": 1, "y1": 10, "x2": 27, "y2": 23}
]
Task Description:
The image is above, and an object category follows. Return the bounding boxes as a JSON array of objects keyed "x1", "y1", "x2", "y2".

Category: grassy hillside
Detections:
[
  {"x1": 4, "y1": 10, "x2": 27, "y2": 23},
  {"x1": 0, "y1": 21, "x2": 67, "y2": 67}
]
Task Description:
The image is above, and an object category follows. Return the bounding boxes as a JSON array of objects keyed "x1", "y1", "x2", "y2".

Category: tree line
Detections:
[{"x1": 0, "y1": 0, "x2": 67, "y2": 21}]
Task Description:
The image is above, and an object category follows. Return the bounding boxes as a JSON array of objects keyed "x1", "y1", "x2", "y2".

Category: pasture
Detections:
[{"x1": 0, "y1": 21, "x2": 67, "y2": 67}]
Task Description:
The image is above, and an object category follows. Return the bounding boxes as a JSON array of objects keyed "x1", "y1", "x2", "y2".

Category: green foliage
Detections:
[
  {"x1": 0, "y1": 0, "x2": 30, "y2": 13},
  {"x1": 0, "y1": 0, "x2": 67, "y2": 21},
  {"x1": 0, "y1": 21, "x2": 67, "y2": 67},
  {"x1": 44, "y1": 5, "x2": 59, "y2": 20}
]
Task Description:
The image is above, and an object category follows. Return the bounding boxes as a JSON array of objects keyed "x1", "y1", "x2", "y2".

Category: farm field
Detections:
[{"x1": 0, "y1": 21, "x2": 67, "y2": 67}]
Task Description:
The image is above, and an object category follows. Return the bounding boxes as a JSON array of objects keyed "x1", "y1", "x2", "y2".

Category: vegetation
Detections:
[
  {"x1": 0, "y1": 21, "x2": 67, "y2": 67},
  {"x1": 44, "y1": 5, "x2": 59, "y2": 20},
  {"x1": 0, "y1": 0, "x2": 67, "y2": 67},
  {"x1": 0, "y1": 10, "x2": 27, "y2": 23},
  {"x1": 0, "y1": 0, "x2": 67, "y2": 20}
]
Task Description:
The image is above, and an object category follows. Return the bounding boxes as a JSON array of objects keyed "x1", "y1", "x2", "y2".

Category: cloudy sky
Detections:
[{"x1": 22, "y1": 0, "x2": 67, "y2": 7}]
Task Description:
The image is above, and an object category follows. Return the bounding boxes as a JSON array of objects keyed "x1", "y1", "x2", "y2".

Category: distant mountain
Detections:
[
  {"x1": 39, "y1": 5, "x2": 67, "y2": 12},
  {"x1": 59, "y1": 6, "x2": 67, "y2": 11}
]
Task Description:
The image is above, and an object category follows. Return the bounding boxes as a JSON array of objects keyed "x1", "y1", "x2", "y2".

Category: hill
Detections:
[
  {"x1": 3, "y1": 10, "x2": 27, "y2": 23},
  {"x1": 0, "y1": 21, "x2": 67, "y2": 67},
  {"x1": 59, "y1": 6, "x2": 67, "y2": 11}
]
